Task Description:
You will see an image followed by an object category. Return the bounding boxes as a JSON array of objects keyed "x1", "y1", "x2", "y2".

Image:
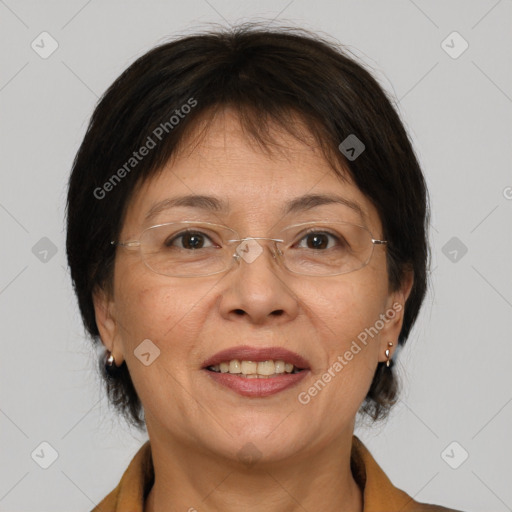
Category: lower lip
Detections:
[{"x1": 204, "y1": 369, "x2": 309, "y2": 397}]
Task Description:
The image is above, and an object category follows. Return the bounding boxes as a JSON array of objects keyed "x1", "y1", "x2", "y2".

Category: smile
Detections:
[
  {"x1": 207, "y1": 359, "x2": 304, "y2": 377},
  {"x1": 202, "y1": 345, "x2": 311, "y2": 397}
]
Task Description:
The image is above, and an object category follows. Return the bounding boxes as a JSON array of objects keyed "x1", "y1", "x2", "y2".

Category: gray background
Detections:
[{"x1": 1, "y1": 1, "x2": 511, "y2": 511}]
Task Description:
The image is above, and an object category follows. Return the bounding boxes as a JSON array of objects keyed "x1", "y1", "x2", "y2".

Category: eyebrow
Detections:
[
  {"x1": 144, "y1": 193, "x2": 366, "y2": 224},
  {"x1": 144, "y1": 195, "x2": 227, "y2": 224},
  {"x1": 284, "y1": 193, "x2": 366, "y2": 221}
]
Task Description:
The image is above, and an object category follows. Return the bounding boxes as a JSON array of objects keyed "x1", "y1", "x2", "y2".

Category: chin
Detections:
[{"x1": 200, "y1": 415, "x2": 312, "y2": 465}]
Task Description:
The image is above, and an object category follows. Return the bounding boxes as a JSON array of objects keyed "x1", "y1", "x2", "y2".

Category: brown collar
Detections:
[{"x1": 92, "y1": 436, "x2": 459, "y2": 511}]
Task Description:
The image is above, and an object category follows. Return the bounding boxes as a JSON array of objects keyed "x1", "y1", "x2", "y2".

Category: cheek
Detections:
[
  {"x1": 114, "y1": 266, "x2": 214, "y2": 370},
  {"x1": 113, "y1": 275, "x2": 214, "y2": 413},
  {"x1": 295, "y1": 271, "x2": 387, "y2": 412},
  {"x1": 302, "y1": 270, "x2": 388, "y2": 348}
]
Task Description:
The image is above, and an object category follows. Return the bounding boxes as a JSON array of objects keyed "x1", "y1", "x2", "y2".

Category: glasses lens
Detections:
[
  {"x1": 279, "y1": 222, "x2": 374, "y2": 276},
  {"x1": 140, "y1": 223, "x2": 236, "y2": 277}
]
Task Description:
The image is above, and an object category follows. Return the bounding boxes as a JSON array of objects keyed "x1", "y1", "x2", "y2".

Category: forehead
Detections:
[{"x1": 123, "y1": 109, "x2": 382, "y2": 234}]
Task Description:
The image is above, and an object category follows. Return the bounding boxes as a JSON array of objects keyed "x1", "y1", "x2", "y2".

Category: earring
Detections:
[
  {"x1": 385, "y1": 342, "x2": 393, "y2": 368},
  {"x1": 105, "y1": 350, "x2": 121, "y2": 378}
]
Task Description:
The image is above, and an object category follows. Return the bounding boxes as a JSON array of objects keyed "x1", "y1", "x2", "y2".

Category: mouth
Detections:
[
  {"x1": 206, "y1": 360, "x2": 304, "y2": 377},
  {"x1": 202, "y1": 346, "x2": 310, "y2": 397}
]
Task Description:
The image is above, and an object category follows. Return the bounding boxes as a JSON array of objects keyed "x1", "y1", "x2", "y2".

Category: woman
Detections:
[{"x1": 66, "y1": 25, "x2": 462, "y2": 511}]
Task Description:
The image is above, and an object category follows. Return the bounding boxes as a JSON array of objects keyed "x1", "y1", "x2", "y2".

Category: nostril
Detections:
[
  {"x1": 271, "y1": 310, "x2": 284, "y2": 316},
  {"x1": 234, "y1": 309, "x2": 245, "y2": 316}
]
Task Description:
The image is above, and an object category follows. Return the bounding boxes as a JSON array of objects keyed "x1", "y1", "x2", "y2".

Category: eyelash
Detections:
[
  {"x1": 294, "y1": 230, "x2": 345, "y2": 250},
  {"x1": 166, "y1": 230, "x2": 346, "y2": 250},
  {"x1": 165, "y1": 231, "x2": 218, "y2": 249}
]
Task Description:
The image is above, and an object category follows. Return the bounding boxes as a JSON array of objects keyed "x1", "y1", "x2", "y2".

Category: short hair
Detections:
[{"x1": 66, "y1": 24, "x2": 430, "y2": 430}]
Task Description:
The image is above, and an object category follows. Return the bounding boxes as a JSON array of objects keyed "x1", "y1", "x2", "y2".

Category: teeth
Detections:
[
  {"x1": 229, "y1": 360, "x2": 242, "y2": 373},
  {"x1": 208, "y1": 359, "x2": 303, "y2": 376},
  {"x1": 257, "y1": 360, "x2": 275, "y2": 376},
  {"x1": 241, "y1": 360, "x2": 258, "y2": 375},
  {"x1": 274, "y1": 360, "x2": 285, "y2": 373}
]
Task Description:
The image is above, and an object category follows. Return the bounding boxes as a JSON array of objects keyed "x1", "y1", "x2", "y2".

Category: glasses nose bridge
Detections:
[
  {"x1": 229, "y1": 236, "x2": 284, "y2": 269},
  {"x1": 236, "y1": 236, "x2": 284, "y2": 243}
]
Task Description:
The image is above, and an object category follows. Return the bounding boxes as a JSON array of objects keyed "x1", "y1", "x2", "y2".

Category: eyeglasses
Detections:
[{"x1": 111, "y1": 221, "x2": 387, "y2": 278}]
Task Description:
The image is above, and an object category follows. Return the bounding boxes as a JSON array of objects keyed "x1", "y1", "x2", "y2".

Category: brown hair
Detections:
[{"x1": 66, "y1": 24, "x2": 430, "y2": 430}]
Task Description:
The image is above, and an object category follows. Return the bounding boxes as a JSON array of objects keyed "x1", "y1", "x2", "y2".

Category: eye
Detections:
[
  {"x1": 295, "y1": 231, "x2": 346, "y2": 250},
  {"x1": 165, "y1": 230, "x2": 216, "y2": 250}
]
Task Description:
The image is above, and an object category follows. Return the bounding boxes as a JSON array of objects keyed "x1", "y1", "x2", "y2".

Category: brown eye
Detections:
[
  {"x1": 166, "y1": 231, "x2": 214, "y2": 250},
  {"x1": 305, "y1": 233, "x2": 329, "y2": 249},
  {"x1": 297, "y1": 231, "x2": 341, "y2": 250}
]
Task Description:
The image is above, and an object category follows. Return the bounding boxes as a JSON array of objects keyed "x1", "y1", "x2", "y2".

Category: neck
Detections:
[{"x1": 143, "y1": 425, "x2": 363, "y2": 512}]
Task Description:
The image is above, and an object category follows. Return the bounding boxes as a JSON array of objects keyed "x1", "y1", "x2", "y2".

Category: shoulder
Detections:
[
  {"x1": 351, "y1": 436, "x2": 465, "y2": 512},
  {"x1": 90, "y1": 441, "x2": 153, "y2": 512},
  {"x1": 405, "y1": 505, "x2": 463, "y2": 512}
]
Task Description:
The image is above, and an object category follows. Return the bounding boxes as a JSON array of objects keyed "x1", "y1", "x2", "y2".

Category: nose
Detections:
[{"x1": 218, "y1": 239, "x2": 300, "y2": 325}]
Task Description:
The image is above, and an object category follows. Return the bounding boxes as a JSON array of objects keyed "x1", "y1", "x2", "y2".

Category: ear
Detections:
[
  {"x1": 378, "y1": 269, "x2": 414, "y2": 363},
  {"x1": 92, "y1": 286, "x2": 124, "y2": 366}
]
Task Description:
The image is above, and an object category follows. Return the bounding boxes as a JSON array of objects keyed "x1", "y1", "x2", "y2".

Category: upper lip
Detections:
[{"x1": 202, "y1": 345, "x2": 310, "y2": 370}]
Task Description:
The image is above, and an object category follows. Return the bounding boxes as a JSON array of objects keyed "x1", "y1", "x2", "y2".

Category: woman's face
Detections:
[{"x1": 95, "y1": 109, "x2": 411, "y2": 464}]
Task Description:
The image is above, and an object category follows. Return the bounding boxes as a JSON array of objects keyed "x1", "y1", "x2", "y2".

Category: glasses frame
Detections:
[{"x1": 111, "y1": 220, "x2": 388, "y2": 278}]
